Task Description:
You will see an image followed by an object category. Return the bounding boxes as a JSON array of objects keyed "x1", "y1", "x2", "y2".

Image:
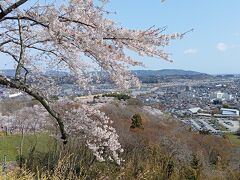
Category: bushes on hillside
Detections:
[
  {"x1": 199, "y1": 130, "x2": 210, "y2": 135},
  {"x1": 130, "y1": 114, "x2": 144, "y2": 129},
  {"x1": 102, "y1": 92, "x2": 131, "y2": 101},
  {"x1": 93, "y1": 95, "x2": 100, "y2": 99},
  {"x1": 7, "y1": 143, "x2": 239, "y2": 180},
  {"x1": 235, "y1": 128, "x2": 240, "y2": 136},
  {"x1": 2, "y1": 102, "x2": 240, "y2": 179},
  {"x1": 127, "y1": 98, "x2": 143, "y2": 106}
]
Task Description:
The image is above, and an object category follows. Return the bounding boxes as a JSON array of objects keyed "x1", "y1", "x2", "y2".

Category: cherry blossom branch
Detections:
[
  {"x1": 0, "y1": 0, "x2": 184, "y2": 163},
  {"x1": 0, "y1": 16, "x2": 49, "y2": 27},
  {"x1": 0, "y1": 75, "x2": 68, "y2": 144},
  {"x1": 0, "y1": 49, "x2": 29, "y2": 79},
  {"x1": 0, "y1": 5, "x2": 3, "y2": 13},
  {"x1": 0, "y1": 40, "x2": 12, "y2": 47},
  {"x1": 58, "y1": 16, "x2": 96, "y2": 28}
]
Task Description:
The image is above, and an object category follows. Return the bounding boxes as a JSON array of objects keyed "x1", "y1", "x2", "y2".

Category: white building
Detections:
[
  {"x1": 9, "y1": 92, "x2": 23, "y2": 98},
  {"x1": 210, "y1": 91, "x2": 233, "y2": 101},
  {"x1": 188, "y1": 107, "x2": 202, "y2": 114},
  {"x1": 220, "y1": 108, "x2": 239, "y2": 116}
]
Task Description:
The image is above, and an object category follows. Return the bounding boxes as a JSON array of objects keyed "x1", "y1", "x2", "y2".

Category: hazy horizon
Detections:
[{"x1": 1, "y1": 68, "x2": 239, "y2": 75}]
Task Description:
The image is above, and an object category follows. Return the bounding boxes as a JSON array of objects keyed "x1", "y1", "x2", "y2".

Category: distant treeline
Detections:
[{"x1": 94, "y1": 92, "x2": 131, "y2": 101}]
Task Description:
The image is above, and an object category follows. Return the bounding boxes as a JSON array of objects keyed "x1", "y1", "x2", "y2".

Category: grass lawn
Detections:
[
  {"x1": 225, "y1": 133, "x2": 240, "y2": 146},
  {"x1": 0, "y1": 133, "x2": 54, "y2": 162}
]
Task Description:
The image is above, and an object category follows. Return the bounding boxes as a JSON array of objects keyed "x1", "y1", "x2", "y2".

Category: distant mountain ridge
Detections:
[
  {"x1": 132, "y1": 69, "x2": 209, "y2": 77},
  {"x1": 0, "y1": 69, "x2": 68, "y2": 77},
  {"x1": 45, "y1": 70, "x2": 69, "y2": 77},
  {"x1": 0, "y1": 69, "x2": 209, "y2": 78},
  {"x1": 0, "y1": 69, "x2": 16, "y2": 77}
]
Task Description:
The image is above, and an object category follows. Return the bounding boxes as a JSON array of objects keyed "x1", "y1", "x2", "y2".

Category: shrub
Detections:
[
  {"x1": 190, "y1": 154, "x2": 202, "y2": 179},
  {"x1": 130, "y1": 114, "x2": 144, "y2": 129},
  {"x1": 51, "y1": 95, "x2": 59, "y2": 100},
  {"x1": 223, "y1": 104, "x2": 229, "y2": 108},
  {"x1": 93, "y1": 95, "x2": 100, "y2": 99},
  {"x1": 127, "y1": 98, "x2": 143, "y2": 106},
  {"x1": 16, "y1": 155, "x2": 26, "y2": 168},
  {"x1": 199, "y1": 130, "x2": 210, "y2": 135},
  {"x1": 102, "y1": 92, "x2": 131, "y2": 101},
  {"x1": 235, "y1": 129, "x2": 240, "y2": 136}
]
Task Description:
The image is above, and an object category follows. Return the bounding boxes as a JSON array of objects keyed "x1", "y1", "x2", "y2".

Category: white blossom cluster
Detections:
[
  {"x1": 54, "y1": 98, "x2": 123, "y2": 164},
  {"x1": 1, "y1": 100, "x2": 123, "y2": 164},
  {"x1": 0, "y1": 105, "x2": 49, "y2": 133},
  {"x1": 0, "y1": 0, "x2": 182, "y2": 90}
]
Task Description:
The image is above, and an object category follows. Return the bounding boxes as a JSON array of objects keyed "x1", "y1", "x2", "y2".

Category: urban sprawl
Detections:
[{"x1": 1, "y1": 70, "x2": 240, "y2": 137}]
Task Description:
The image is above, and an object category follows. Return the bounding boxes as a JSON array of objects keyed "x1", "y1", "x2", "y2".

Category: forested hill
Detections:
[{"x1": 132, "y1": 69, "x2": 209, "y2": 77}]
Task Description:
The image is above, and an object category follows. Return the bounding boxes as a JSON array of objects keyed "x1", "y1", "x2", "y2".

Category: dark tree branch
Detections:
[
  {"x1": 0, "y1": 0, "x2": 28, "y2": 20},
  {"x1": 0, "y1": 49, "x2": 29, "y2": 83},
  {"x1": 0, "y1": 75, "x2": 68, "y2": 144},
  {"x1": 1, "y1": 15, "x2": 95, "y2": 29},
  {"x1": 58, "y1": 16, "x2": 96, "y2": 28},
  {"x1": 0, "y1": 16, "x2": 49, "y2": 27},
  {"x1": 15, "y1": 17, "x2": 24, "y2": 80},
  {"x1": 0, "y1": 40, "x2": 12, "y2": 47},
  {"x1": 0, "y1": 5, "x2": 3, "y2": 12}
]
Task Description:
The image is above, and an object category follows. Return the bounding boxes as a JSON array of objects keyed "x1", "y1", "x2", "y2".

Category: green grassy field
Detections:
[
  {"x1": 0, "y1": 133, "x2": 54, "y2": 162},
  {"x1": 225, "y1": 133, "x2": 240, "y2": 146}
]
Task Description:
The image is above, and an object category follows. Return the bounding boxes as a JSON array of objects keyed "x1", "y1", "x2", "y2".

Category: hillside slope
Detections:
[{"x1": 101, "y1": 100, "x2": 240, "y2": 179}]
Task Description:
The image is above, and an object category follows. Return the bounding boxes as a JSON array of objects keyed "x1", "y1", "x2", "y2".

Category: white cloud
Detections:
[
  {"x1": 184, "y1": 48, "x2": 198, "y2": 54},
  {"x1": 216, "y1": 42, "x2": 237, "y2": 52},
  {"x1": 216, "y1": 42, "x2": 228, "y2": 52}
]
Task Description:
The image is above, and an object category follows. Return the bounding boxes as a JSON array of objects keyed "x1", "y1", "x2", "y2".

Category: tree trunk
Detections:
[
  {"x1": 19, "y1": 128, "x2": 24, "y2": 168},
  {"x1": 0, "y1": 75, "x2": 67, "y2": 143}
]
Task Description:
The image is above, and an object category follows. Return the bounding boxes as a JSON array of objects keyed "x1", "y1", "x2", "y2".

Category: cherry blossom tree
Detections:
[{"x1": 0, "y1": 0, "x2": 184, "y2": 163}]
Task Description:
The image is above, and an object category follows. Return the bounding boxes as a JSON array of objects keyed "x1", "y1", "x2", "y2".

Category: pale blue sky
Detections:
[
  {"x1": 106, "y1": 0, "x2": 240, "y2": 74},
  {"x1": 1, "y1": 0, "x2": 240, "y2": 74}
]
